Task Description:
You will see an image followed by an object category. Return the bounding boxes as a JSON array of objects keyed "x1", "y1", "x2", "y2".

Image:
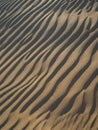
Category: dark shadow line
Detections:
[
  {"x1": 0, "y1": 117, "x2": 9, "y2": 129},
  {"x1": 9, "y1": 119, "x2": 20, "y2": 130}
]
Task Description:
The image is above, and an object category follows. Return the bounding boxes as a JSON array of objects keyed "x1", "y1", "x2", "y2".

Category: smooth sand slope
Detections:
[{"x1": 0, "y1": 0, "x2": 98, "y2": 130}]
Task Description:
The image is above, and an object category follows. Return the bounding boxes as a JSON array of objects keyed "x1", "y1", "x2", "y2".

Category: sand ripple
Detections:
[{"x1": 0, "y1": 0, "x2": 98, "y2": 130}]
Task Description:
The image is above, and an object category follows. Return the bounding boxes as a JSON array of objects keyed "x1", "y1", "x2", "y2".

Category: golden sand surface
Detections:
[{"x1": 0, "y1": 0, "x2": 98, "y2": 130}]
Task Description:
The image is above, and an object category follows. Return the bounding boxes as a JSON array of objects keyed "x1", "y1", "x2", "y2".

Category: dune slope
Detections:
[{"x1": 0, "y1": 0, "x2": 98, "y2": 130}]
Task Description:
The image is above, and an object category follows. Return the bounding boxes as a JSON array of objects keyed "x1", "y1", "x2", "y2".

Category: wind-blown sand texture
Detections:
[{"x1": 0, "y1": 0, "x2": 98, "y2": 130}]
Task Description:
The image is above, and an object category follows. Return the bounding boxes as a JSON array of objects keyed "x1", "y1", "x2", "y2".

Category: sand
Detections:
[{"x1": 0, "y1": 0, "x2": 98, "y2": 130}]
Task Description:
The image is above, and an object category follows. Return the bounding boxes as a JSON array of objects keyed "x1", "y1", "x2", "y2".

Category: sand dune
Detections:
[{"x1": 0, "y1": 0, "x2": 98, "y2": 130}]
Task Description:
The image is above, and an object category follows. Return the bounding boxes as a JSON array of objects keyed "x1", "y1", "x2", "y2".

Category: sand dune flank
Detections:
[{"x1": 0, "y1": 0, "x2": 98, "y2": 130}]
